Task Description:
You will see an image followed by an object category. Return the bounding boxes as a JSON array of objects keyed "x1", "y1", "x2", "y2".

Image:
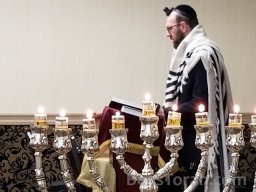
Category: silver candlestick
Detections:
[
  {"x1": 153, "y1": 124, "x2": 183, "y2": 181},
  {"x1": 249, "y1": 123, "x2": 256, "y2": 192},
  {"x1": 28, "y1": 126, "x2": 48, "y2": 192},
  {"x1": 139, "y1": 116, "x2": 159, "y2": 192},
  {"x1": 53, "y1": 128, "x2": 77, "y2": 192},
  {"x1": 83, "y1": 101, "x2": 213, "y2": 192},
  {"x1": 81, "y1": 128, "x2": 110, "y2": 192},
  {"x1": 184, "y1": 124, "x2": 213, "y2": 192},
  {"x1": 110, "y1": 115, "x2": 184, "y2": 192},
  {"x1": 223, "y1": 125, "x2": 245, "y2": 192},
  {"x1": 109, "y1": 128, "x2": 144, "y2": 183}
]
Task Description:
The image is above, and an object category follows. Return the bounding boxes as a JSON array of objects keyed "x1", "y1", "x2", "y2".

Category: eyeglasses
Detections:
[{"x1": 166, "y1": 23, "x2": 180, "y2": 33}]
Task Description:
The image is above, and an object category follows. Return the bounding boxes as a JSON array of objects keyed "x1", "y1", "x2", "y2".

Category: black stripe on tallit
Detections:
[
  {"x1": 165, "y1": 92, "x2": 181, "y2": 102},
  {"x1": 166, "y1": 79, "x2": 182, "y2": 91},
  {"x1": 212, "y1": 47, "x2": 229, "y2": 123},
  {"x1": 165, "y1": 61, "x2": 187, "y2": 104},
  {"x1": 211, "y1": 46, "x2": 226, "y2": 188},
  {"x1": 168, "y1": 69, "x2": 185, "y2": 77}
]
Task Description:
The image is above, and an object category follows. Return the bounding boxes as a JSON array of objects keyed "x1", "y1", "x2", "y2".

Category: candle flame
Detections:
[
  {"x1": 234, "y1": 105, "x2": 240, "y2": 113},
  {"x1": 172, "y1": 104, "x2": 178, "y2": 111},
  {"x1": 144, "y1": 92, "x2": 151, "y2": 101},
  {"x1": 59, "y1": 109, "x2": 66, "y2": 117},
  {"x1": 198, "y1": 104, "x2": 205, "y2": 112},
  {"x1": 37, "y1": 106, "x2": 45, "y2": 114},
  {"x1": 86, "y1": 109, "x2": 93, "y2": 119}
]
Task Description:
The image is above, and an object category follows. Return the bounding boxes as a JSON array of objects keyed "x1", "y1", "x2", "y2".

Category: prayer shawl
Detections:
[{"x1": 164, "y1": 25, "x2": 233, "y2": 191}]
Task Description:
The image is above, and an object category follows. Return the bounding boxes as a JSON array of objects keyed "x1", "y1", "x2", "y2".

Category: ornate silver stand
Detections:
[
  {"x1": 153, "y1": 124, "x2": 183, "y2": 181},
  {"x1": 249, "y1": 123, "x2": 256, "y2": 192},
  {"x1": 110, "y1": 115, "x2": 183, "y2": 192},
  {"x1": 80, "y1": 128, "x2": 110, "y2": 192},
  {"x1": 223, "y1": 125, "x2": 245, "y2": 192},
  {"x1": 81, "y1": 112, "x2": 214, "y2": 192},
  {"x1": 184, "y1": 124, "x2": 213, "y2": 192},
  {"x1": 53, "y1": 128, "x2": 77, "y2": 192},
  {"x1": 28, "y1": 126, "x2": 48, "y2": 192}
]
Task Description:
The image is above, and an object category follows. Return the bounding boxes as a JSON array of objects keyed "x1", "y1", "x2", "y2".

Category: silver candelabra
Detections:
[
  {"x1": 109, "y1": 115, "x2": 184, "y2": 192},
  {"x1": 28, "y1": 125, "x2": 49, "y2": 192},
  {"x1": 80, "y1": 128, "x2": 110, "y2": 192},
  {"x1": 27, "y1": 108, "x2": 251, "y2": 192},
  {"x1": 53, "y1": 128, "x2": 77, "y2": 192},
  {"x1": 184, "y1": 124, "x2": 213, "y2": 192},
  {"x1": 82, "y1": 113, "x2": 214, "y2": 192},
  {"x1": 28, "y1": 123, "x2": 78, "y2": 192},
  {"x1": 223, "y1": 125, "x2": 245, "y2": 192}
]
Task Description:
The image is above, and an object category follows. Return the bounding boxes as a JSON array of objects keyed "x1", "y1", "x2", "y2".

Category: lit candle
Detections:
[
  {"x1": 111, "y1": 111, "x2": 125, "y2": 129},
  {"x1": 167, "y1": 104, "x2": 181, "y2": 126},
  {"x1": 83, "y1": 109, "x2": 96, "y2": 130},
  {"x1": 195, "y1": 104, "x2": 209, "y2": 125},
  {"x1": 142, "y1": 93, "x2": 155, "y2": 117},
  {"x1": 228, "y1": 104, "x2": 242, "y2": 126},
  {"x1": 251, "y1": 109, "x2": 256, "y2": 124},
  {"x1": 55, "y1": 109, "x2": 68, "y2": 129},
  {"x1": 34, "y1": 106, "x2": 47, "y2": 127}
]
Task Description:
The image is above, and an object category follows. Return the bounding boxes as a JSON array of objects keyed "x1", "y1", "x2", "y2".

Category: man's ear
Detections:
[{"x1": 180, "y1": 21, "x2": 191, "y2": 34}]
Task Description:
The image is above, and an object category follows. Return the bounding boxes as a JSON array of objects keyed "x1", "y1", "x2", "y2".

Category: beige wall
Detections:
[{"x1": 0, "y1": 0, "x2": 255, "y2": 114}]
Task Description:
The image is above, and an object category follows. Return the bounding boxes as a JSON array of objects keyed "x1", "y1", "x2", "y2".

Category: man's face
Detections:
[{"x1": 165, "y1": 12, "x2": 185, "y2": 49}]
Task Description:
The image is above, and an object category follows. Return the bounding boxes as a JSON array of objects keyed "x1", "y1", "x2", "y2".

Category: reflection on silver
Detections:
[
  {"x1": 184, "y1": 124, "x2": 213, "y2": 192},
  {"x1": 28, "y1": 126, "x2": 48, "y2": 192},
  {"x1": 81, "y1": 129, "x2": 110, "y2": 192},
  {"x1": 223, "y1": 125, "x2": 245, "y2": 192},
  {"x1": 153, "y1": 125, "x2": 183, "y2": 180},
  {"x1": 81, "y1": 115, "x2": 214, "y2": 192},
  {"x1": 53, "y1": 128, "x2": 76, "y2": 192},
  {"x1": 110, "y1": 116, "x2": 183, "y2": 192}
]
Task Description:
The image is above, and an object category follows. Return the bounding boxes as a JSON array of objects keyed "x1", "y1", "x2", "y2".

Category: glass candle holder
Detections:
[
  {"x1": 34, "y1": 106, "x2": 47, "y2": 127},
  {"x1": 251, "y1": 114, "x2": 256, "y2": 124},
  {"x1": 112, "y1": 112, "x2": 125, "y2": 129},
  {"x1": 83, "y1": 109, "x2": 96, "y2": 130},
  {"x1": 83, "y1": 118, "x2": 96, "y2": 130},
  {"x1": 167, "y1": 111, "x2": 181, "y2": 126},
  {"x1": 229, "y1": 113, "x2": 242, "y2": 126},
  {"x1": 195, "y1": 112, "x2": 209, "y2": 125},
  {"x1": 142, "y1": 100, "x2": 155, "y2": 117},
  {"x1": 55, "y1": 116, "x2": 68, "y2": 129},
  {"x1": 34, "y1": 113, "x2": 47, "y2": 127}
]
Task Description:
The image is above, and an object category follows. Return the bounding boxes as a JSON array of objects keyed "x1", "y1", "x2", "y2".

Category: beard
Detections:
[{"x1": 173, "y1": 31, "x2": 185, "y2": 49}]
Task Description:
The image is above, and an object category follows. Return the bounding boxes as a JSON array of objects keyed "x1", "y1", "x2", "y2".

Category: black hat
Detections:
[
  {"x1": 164, "y1": 4, "x2": 197, "y2": 20},
  {"x1": 163, "y1": 7, "x2": 174, "y2": 16}
]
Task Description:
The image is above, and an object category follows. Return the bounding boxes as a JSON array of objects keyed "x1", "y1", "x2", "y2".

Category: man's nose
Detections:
[{"x1": 166, "y1": 31, "x2": 172, "y2": 39}]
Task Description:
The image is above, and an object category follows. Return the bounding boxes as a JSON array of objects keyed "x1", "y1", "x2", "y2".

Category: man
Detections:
[{"x1": 160, "y1": 4, "x2": 233, "y2": 192}]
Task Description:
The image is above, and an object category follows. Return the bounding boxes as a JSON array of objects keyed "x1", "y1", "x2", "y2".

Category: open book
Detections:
[
  {"x1": 109, "y1": 97, "x2": 161, "y2": 117},
  {"x1": 109, "y1": 97, "x2": 142, "y2": 117}
]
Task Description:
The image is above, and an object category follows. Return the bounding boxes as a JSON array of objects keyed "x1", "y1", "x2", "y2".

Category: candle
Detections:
[
  {"x1": 195, "y1": 104, "x2": 209, "y2": 125},
  {"x1": 83, "y1": 109, "x2": 96, "y2": 130},
  {"x1": 55, "y1": 109, "x2": 68, "y2": 129},
  {"x1": 167, "y1": 104, "x2": 181, "y2": 126},
  {"x1": 34, "y1": 106, "x2": 47, "y2": 127},
  {"x1": 228, "y1": 104, "x2": 242, "y2": 126},
  {"x1": 142, "y1": 93, "x2": 155, "y2": 117},
  {"x1": 112, "y1": 111, "x2": 125, "y2": 129}
]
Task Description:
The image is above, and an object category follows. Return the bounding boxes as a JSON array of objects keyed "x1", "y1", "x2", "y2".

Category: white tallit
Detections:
[{"x1": 164, "y1": 25, "x2": 233, "y2": 191}]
